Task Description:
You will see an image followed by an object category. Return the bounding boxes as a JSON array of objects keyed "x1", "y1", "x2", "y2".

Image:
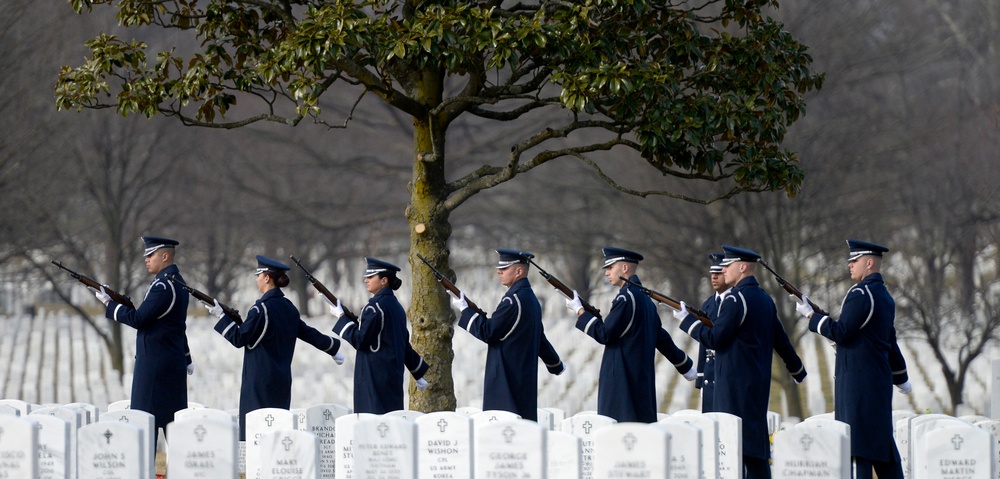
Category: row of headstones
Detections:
[{"x1": 1, "y1": 397, "x2": 997, "y2": 479}]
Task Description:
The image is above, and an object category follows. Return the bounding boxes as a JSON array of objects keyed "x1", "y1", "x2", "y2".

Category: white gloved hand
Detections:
[
  {"x1": 448, "y1": 290, "x2": 468, "y2": 311},
  {"x1": 671, "y1": 301, "x2": 689, "y2": 321},
  {"x1": 333, "y1": 352, "x2": 346, "y2": 365},
  {"x1": 90, "y1": 286, "x2": 111, "y2": 305},
  {"x1": 205, "y1": 299, "x2": 225, "y2": 318},
  {"x1": 329, "y1": 298, "x2": 345, "y2": 318},
  {"x1": 794, "y1": 295, "x2": 814, "y2": 318},
  {"x1": 682, "y1": 368, "x2": 697, "y2": 382},
  {"x1": 566, "y1": 290, "x2": 584, "y2": 315},
  {"x1": 186, "y1": 363, "x2": 195, "y2": 375},
  {"x1": 896, "y1": 381, "x2": 912, "y2": 395},
  {"x1": 415, "y1": 378, "x2": 429, "y2": 391}
]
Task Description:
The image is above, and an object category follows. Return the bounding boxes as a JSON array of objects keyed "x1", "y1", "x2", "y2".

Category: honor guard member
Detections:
[
  {"x1": 450, "y1": 249, "x2": 565, "y2": 421},
  {"x1": 672, "y1": 245, "x2": 779, "y2": 479},
  {"x1": 694, "y1": 253, "x2": 726, "y2": 411},
  {"x1": 209, "y1": 255, "x2": 345, "y2": 441},
  {"x1": 790, "y1": 240, "x2": 910, "y2": 479},
  {"x1": 330, "y1": 257, "x2": 430, "y2": 414},
  {"x1": 566, "y1": 247, "x2": 695, "y2": 423},
  {"x1": 91, "y1": 236, "x2": 190, "y2": 444}
]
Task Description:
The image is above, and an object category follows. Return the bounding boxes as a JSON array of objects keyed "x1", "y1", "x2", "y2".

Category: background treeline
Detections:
[{"x1": 1, "y1": 0, "x2": 998, "y2": 415}]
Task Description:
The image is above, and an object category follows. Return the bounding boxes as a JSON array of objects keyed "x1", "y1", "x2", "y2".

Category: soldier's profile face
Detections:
[
  {"x1": 710, "y1": 272, "x2": 725, "y2": 292},
  {"x1": 144, "y1": 252, "x2": 166, "y2": 275},
  {"x1": 364, "y1": 274, "x2": 386, "y2": 294},
  {"x1": 604, "y1": 262, "x2": 627, "y2": 287},
  {"x1": 497, "y1": 265, "x2": 518, "y2": 288}
]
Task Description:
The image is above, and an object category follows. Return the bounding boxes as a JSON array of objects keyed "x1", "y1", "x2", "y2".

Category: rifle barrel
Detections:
[
  {"x1": 417, "y1": 254, "x2": 488, "y2": 317},
  {"x1": 758, "y1": 259, "x2": 828, "y2": 316},
  {"x1": 619, "y1": 276, "x2": 713, "y2": 327},
  {"x1": 290, "y1": 255, "x2": 357, "y2": 320},
  {"x1": 529, "y1": 260, "x2": 602, "y2": 318},
  {"x1": 166, "y1": 274, "x2": 242, "y2": 323},
  {"x1": 52, "y1": 260, "x2": 136, "y2": 309}
]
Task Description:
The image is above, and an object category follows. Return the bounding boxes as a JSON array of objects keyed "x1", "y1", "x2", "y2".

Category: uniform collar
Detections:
[
  {"x1": 858, "y1": 272, "x2": 884, "y2": 286},
  {"x1": 620, "y1": 274, "x2": 641, "y2": 292},
  {"x1": 156, "y1": 264, "x2": 180, "y2": 281},
  {"x1": 260, "y1": 288, "x2": 284, "y2": 301},
  {"x1": 733, "y1": 275, "x2": 759, "y2": 289},
  {"x1": 508, "y1": 277, "x2": 532, "y2": 293}
]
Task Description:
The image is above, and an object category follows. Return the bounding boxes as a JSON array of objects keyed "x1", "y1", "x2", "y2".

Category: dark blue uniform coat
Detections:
[
  {"x1": 105, "y1": 264, "x2": 189, "y2": 432},
  {"x1": 334, "y1": 288, "x2": 426, "y2": 415},
  {"x1": 578, "y1": 275, "x2": 677, "y2": 423},
  {"x1": 680, "y1": 276, "x2": 776, "y2": 460},
  {"x1": 809, "y1": 273, "x2": 908, "y2": 463},
  {"x1": 458, "y1": 277, "x2": 562, "y2": 421},
  {"x1": 215, "y1": 288, "x2": 341, "y2": 440}
]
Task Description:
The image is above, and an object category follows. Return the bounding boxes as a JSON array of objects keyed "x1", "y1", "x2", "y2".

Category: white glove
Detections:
[
  {"x1": 333, "y1": 352, "x2": 346, "y2": 365},
  {"x1": 329, "y1": 298, "x2": 344, "y2": 318},
  {"x1": 896, "y1": 381, "x2": 912, "y2": 394},
  {"x1": 682, "y1": 368, "x2": 697, "y2": 382},
  {"x1": 566, "y1": 290, "x2": 584, "y2": 315},
  {"x1": 448, "y1": 290, "x2": 468, "y2": 311},
  {"x1": 794, "y1": 295, "x2": 814, "y2": 318},
  {"x1": 90, "y1": 286, "x2": 111, "y2": 305},
  {"x1": 186, "y1": 363, "x2": 195, "y2": 375},
  {"x1": 671, "y1": 301, "x2": 689, "y2": 321},
  {"x1": 205, "y1": 299, "x2": 225, "y2": 318},
  {"x1": 415, "y1": 378, "x2": 429, "y2": 391}
]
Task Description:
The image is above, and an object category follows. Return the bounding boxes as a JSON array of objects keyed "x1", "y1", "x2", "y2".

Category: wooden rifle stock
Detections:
[
  {"x1": 757, "y1": 259, "x2": 828, "y2": 316},
  {"x1": 416, "y1": 254, "x2": 488, "y2": 317},
  {"x1": 51, "y1": 260, "x2": 136, "y2": 309},
  {"x1": 619, "y1": 276, "x2": 714, "y2": 327},
  {"x1": 289, "y1": 255, "x2": 358, "y2": 321},
  {"x1": 528, "y1": 260, "x2": 602, "y2": 318},
  {"x1": 165, "y1": 273, "x2": 243, "y2": 324}
]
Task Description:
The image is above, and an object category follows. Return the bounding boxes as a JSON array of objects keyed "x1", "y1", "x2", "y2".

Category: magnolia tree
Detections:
[{"x1": 56, "y1": 0, "x2": 822, "y2": 411}]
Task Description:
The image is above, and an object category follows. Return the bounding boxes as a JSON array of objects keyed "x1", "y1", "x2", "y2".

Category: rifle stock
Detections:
[
  {"x1": 416, "y1": 254, "x2": 488, "y2": 317},
  {"x1": 528, "y1": 260, "x2": 602, "y2": 319},
  {"x1": 289, "y1": 255, "x2": 358, "y2": 321},
  {"x1": 619, "y1": 276, "x2": 714, "y2": 327},
  {"x1": 51, "y1": 260, "x2": 136, "y2": 309},
  {"x1": 757, "y1": 259, "x2": 828, "y2": 316},
  {"x1": 165, "y1": 274, "x2": 243, "y2": 324}
]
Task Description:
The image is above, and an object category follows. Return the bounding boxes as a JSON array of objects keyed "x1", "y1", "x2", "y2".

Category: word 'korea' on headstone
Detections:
[
  {"x1": 922, "y1": 424, "x2": 994, "y2": 479},
  {"x1": 475, "y1": 419, "x2": 547, "y2": 479},
  {"x1": 77, "y1": 420, "x2": 144, "y2": 479},
  {"x1": 0, "y1": 415, "x2": 38, "y2": 479},
  {"x1": 416, "y1": 411, "x2": 473, "y2": 479},
  {"x1": 259, "y1": 429, "x2": 320, "y2": 479},
  {"x1": 25, "y1": 413, "x2": 71, "y2": 479},
  {"x1": 166, "y1": 417, "x2": 239, "y2": 479},
  {"x1": 593, "y1": 423, "x2": 670, "y2": 478},
  {"x1": 772, "y1": 423, "x2": 851, "y2": 479},
  {"x1": 353, "y1": 415, "x2": 416, "y2": 479}
]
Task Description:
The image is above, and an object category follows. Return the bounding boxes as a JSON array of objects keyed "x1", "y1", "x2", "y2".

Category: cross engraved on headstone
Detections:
[
  {"x1": 503, "y1": 426, "x2": 516, "y2": 444},
  {"x1": 323, "y1": 409, "x2": 333, "y2": 421},
  {"x1": 282, "y1": 436, "x2": 293, "y2": 451},
  {"x1": 800, "y1": 434, "x2": 814, "y2": 452},
  {"x1": 298, "y1": 415, "x2": 306, "y2": 425},
  {"x1": 104, "y1": 429, "x2": 114, "y2": 444},
  {"x1": 490, "y1": 415, "x2": 499, "y2": 423},
  {"x1": 194, "y1": 425, "x2": 207, "y2": 442},
  {"x1": 623, "y1": 433, "x2": 638, "y2": 451},
  {"x1": 265, "y1": 414, "x2": 275, "y2": 427},
  {"x1": 437, "y1": 419, "x2": 449, "y2": 433},
  {"x1": 952, "y1": 434, "x2": 964, "y2": 451},
  {"x1": 378, "y1": 422, "x2": 389, "y2": 438},
  {"x1": 583, "y1": 421, "x2": 593, "y2": 434},
  {"x1": 119, "y1": 416, "x2": 130, "y2": 423}
]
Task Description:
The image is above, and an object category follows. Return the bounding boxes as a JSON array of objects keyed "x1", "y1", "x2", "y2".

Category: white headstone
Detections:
[
  {"x1": 471, "y1": 410, "x2": 521, "y2": 428},
  {"x1": 546, "y1": 430, "x2": 582, "y2": 479},
  {"x1": 455, "y1": 406, "x2": 481, "y2": 416},
  {"x1": 804, "y1": 412, "x2": 834, "y2": 422},
  {"x1": 974, "y1": 420, "x2": 1000, "y2": 479},
  {"x1": 302, "y1": 404, "x2": 350, "y2": 478},
  {"x1": 560, "y1": 413, "x2": 616, "y2": 479},
  {"x1": 767, "y1": 411, "x2": 781, "y2": 435},
  {"x1": 77, "y1": 421, "x2": 144, "y2": 479},
  {"x1": 704, "y1": 412, "x2": 742, "y2": 477},
  {"x1": 175, "y1": 407, "x2": 236, "y2": 424},
  {"x1": 652, "y1": 420, "x2": 703, "y2": 479},
  {"x1": 536, "y1": 408, "x2": 555, "y2": 430},
  {"x1": 415, "y1": 411, "x2": 473, "y2": 479},
  {"x1": 475, "y1": 419, "x2": 546, "y2": 479},
  {"x1": 30, "y1": 406, "x2": 83, "y2": 479},
  {"x1": 797, "y1": 418, "x2": 850, "y2": 438},
  {"x1": 107, "y1": 400, "x2": 131, "y2": 412},
  {"x1": 540, "y1": 407, "x2": 566, "y2": 426},
  {"x1": 911, "y1": 415, "x2": 972, "y2": 479},
  {"x1": 66, "y1": 403, "x2": 99, "y2": 424},
  {"x1": 897, "y1": 415, "x2": 914, "y2": 478},
  {"x1": 0, "y1": 405, "x2": 20, "y2": 416},
  {"x1": 384, "y1": 410, "x2": 424, "y2": 421},
  {"x1": 0, "y1": 415, "x2": 38, "y2": 479},
  {"x1": 100, "y1": 408, "x2": 156, "y2": 479},
  {"x1": 166, "y1": 417, "x2": 239, "y2": 479},
  {"x1": 25, "y1": 414, "x2": 71, "y2": 479},
  {"x1": 593, "y1": 423, "x2": 670, "y2": 478},
  {"x1": 660, "y1": 414, "x2": 720, "y2": 479},
  {"x1": 259, "y1": 429, "x2": 320, "y2": 479},
  {"x1": 353, "y1": 416, "x2": 416, "y2": 479},
  {"x1": 773, "y1": 424, "x2": 851, "y2": 479},
  {"x1": 0, "y1": 399, "x2": 32, "y2": 416},
  {"x1": 334, "y1": 413, "x2": 378, "y2": 479},
  {"x1": 923, "y1": 425, "x2": 994, "y2": 479},
  {"x1": 246, "y1": 408, "x2": 298, "y2": 479}
]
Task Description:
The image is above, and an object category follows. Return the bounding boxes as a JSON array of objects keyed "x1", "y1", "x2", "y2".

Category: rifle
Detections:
[
  {"x1": 416, "y1": 254, "x2": 488, "y2": 318},
  {"x1": 528, "y1": 259, "x2": 602, "y2": 318},
  {"x1": 289, "y1": 255, "x2": 357, "y2": 321},
  {"x1": 619, "y1": 276, "x2": 714, "y2": 327},
  {"x1": 757, "y1": 259, "x2": 828, "y2": 316},
  {"x1": 165, "y1": 273, "x2": 243, "y2": 324},
  {"x1": 51, "y1": 260, "x2": 136, "y2": 309}
]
